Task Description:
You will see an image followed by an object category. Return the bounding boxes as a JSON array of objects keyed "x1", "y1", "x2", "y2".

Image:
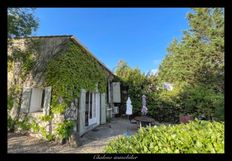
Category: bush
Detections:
[
  {"x1": 147, "y1": 85, "x2": 224, "y2": 122},
  {"x1": 7, "y1": 116, "x2": 15, "y2": 132},
  {"x1": 181, "y1": 86, "x2": 224, "y2": 120},
  {"x1": 105, "y1": 120, "x2": 224, "y2": 153},
  {"x1": 16, "y1": 117, "x2": 31, "y2": 131},
  {"x1": 147, "y1": 86, "x2": 184, "y2": 123},
  {"x1": 55, "y1": 120, "x2": 74, "y2": 140}
]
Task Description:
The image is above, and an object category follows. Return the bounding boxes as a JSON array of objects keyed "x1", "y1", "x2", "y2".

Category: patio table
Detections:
[{"x1": 134, "y1": 116, "x2": 155, "y2": 128}]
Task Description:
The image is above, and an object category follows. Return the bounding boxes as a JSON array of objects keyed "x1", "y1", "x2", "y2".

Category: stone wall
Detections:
[
  {"x1": 15, "y1": 98, "x2": 78, "y2": 142},
  {"x1": 23, "y1": 37, "x2": 70, "y2": 87}
]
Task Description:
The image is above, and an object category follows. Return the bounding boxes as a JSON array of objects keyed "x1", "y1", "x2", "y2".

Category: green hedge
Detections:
[
  {"x1": 147, "y1": 85, "x2": 224, "y2": 122},
  {"x1": 105, "y1": 120, "x2": 224, "y2": 153}
]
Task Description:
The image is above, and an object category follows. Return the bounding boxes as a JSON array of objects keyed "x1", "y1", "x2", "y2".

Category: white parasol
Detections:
[
  {"x1": 126, "y1": 97, "x2": 132, "y2": 115},
  {"x1": 125, "y1": 97, "x2": 133, "y2": 136},
  {"x1": 141, "y1": 95, "x2": 148, "y2": 116}
]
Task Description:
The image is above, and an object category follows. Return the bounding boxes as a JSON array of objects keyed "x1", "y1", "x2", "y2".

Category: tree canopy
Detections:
[
  {"x1": 8, "y1": 8, "x2": 39, "y2": 38},
  {"x1": 114, "y1": 8, "x2": 224, "y2": 121},
  {"x1": 156, "y1": 8, "x2": 224, "y2": 120},
  {"x1": 157, "y1": 8, "x2": 224, "y2": 92}
]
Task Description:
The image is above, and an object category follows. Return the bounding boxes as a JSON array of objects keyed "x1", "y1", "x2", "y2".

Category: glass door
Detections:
[{"x1": 88, "y1": 92, "x2": 97, "y2": 125}]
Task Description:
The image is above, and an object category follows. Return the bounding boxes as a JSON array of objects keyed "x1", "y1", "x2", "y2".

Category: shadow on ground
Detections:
[{"x1": 8, "y1": 117, "x2": 138, "y2": 153}]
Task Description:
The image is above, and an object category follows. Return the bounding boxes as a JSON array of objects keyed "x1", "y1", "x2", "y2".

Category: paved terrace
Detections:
[{"x1": 8, "y1": 117, "x2": 138, "y2": 153}]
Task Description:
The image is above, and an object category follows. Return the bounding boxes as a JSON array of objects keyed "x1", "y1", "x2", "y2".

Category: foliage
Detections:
[
  {"x1": 40, "y1": 126, "x2": 54, "y2": 141},
  {"x1": 157, "y1": 8, "x2": 224, "y2": 90},
  {"x1": 13, "y1": 115, "x2": 55, "y2": 141},
  {"x1": 7, "y1": 95, "x2": 14, "y2": 111},
  {"x1": 30, "y1": 116, "x2": 55, "y2": 141},
  {"x1": 7, "y1": 39, "x2": 40, "y2": 130},
  {"x1": 151, "y1": 8, "x2": 224, "y2": 121},
  {"x1": 7, "y1": 95, "x2": 14, "y2": 131},
  {"x1": 115, "y1": 60, "x2": 148, "y2": 114},
  {"x1": 39, "y1": 115, "x2": 54, "y2": 121},
  {"x1": 51, "y1": 103, "x2": 67, "y2": 114},
  {"x1": 45, "y1": 42, "x2": 108, "y2": 114},
  {"x1": 8, "y1": 8, "x2": 39, "y2": 38},
  {"x1": 16, "y1": 117, "x2": 31, "y2": 131},
  {"x1": 7, "y1": 116, "x2": 15, "y2": 132},
  {"x1": 181, "y1": 85, "x2": 224, "y2": 120},
  {"x1": 55, "y1": 120, "x2": 75, "y2": 140},
  {"x1": 30, "y1": 120, "x2": 40, "y2": 132},
  {"x1": 105, "y1": 120, "x2": 224, "y2": 153},
  {"x1": 7, "y1": 8, "x2": 39, "y2": 129}
]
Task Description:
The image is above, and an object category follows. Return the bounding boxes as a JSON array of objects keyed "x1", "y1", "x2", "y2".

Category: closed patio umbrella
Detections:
[
  {"x1": 126, "y1": 97, "x2": 132, "y2": 115},
  {"x1": 141, "y1": 95, "x2": 148, "y2": 116},
  {"x1": 125, "y1": 97, "x2": 132, "y2": 136}
]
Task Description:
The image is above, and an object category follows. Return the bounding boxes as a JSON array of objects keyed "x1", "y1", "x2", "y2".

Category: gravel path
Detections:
[{"x1": 8, "y1": 117, "x2": 138, "y2": 153}]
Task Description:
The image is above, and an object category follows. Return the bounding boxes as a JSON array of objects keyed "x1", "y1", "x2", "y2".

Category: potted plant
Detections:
[{"x1": 179, "y1": 113, "x2": 194, "y2": 124}]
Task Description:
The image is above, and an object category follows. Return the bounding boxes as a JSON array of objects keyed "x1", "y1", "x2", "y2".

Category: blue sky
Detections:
[{"x1": 33, "y1": 8, "x2": 191, "y2": 74}]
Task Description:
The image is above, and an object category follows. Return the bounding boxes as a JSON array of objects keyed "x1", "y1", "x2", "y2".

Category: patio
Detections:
[{"x1": 8, "y1": 117, "x2": 139, "y2": 153}]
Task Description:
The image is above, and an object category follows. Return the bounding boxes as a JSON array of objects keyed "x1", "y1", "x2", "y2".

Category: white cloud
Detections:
[{"x1": 146, "y1": 69, "x2": 158, "y2": 76}]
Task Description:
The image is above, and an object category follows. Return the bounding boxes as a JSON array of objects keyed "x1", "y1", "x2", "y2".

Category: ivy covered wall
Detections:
[
  {"x1": 44, "y1": 40, "x2": 110, "y2": 114},
  {"x1": 8, "y1": 36, "x2": 114, "y2": 144}
]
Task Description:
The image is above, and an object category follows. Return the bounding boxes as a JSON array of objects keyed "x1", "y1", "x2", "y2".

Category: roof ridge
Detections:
[{"x1": 12, "y1": 35, "x2": 73, "y2": 39}]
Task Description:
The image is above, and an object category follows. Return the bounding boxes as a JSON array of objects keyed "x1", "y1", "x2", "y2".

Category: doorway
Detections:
[{"x1": 85, "y1": 92, "x2": 98, "y2": 126}]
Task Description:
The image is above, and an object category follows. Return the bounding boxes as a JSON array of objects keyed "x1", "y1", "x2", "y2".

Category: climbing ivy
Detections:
[
  {"x1": 16, "y1": 116, "x2": 31, "y2": 131},
  {"x1": 51, "y1": 103, "x2": 66, "y2": 114},
  {"x1": 8, "y1": 39, "x2": 40, "y2": 130},
  {"x1": 39, "y1": 115, "x2": 53, "y2": 121},
  {"x1": 17, "y1": 116, "x2": 55, "y2": 141},
  {"x1": 55, "y1": 120, "x2": 75, "y2": 140},
  {"x1": 44, "y1": 41, "x2": 108, "y2": 113},
  {"x1": 9, "y1": 39, "x2": 110, "y2": 143}
]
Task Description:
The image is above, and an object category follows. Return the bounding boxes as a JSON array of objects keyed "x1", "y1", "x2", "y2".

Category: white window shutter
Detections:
[
  {"x1": 96, "y1": 92, "x2": 100, "y2": 125},
  {"x1": 100, "y1": 93, "x2": 106, "y2": 124},
  {"x1": 112, "y1": 82, "x2": 121, "y2": 103},
  {"x1": 43, "y1": 86, "x2": 52, "y2": 115},
  {"x1": 20, "y1": 87, "x2": 32, "y2": 113},
  {"x1": 78, "y1": 89, "x2": 86, "y2": 136},
  {"x1": 108, "y1": 81, "x2": 111, "y2": 103}
]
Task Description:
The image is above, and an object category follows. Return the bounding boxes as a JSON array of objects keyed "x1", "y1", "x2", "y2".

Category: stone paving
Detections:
[{"x1": 8, "y1": 117, "x2": 138, "y2": 153}]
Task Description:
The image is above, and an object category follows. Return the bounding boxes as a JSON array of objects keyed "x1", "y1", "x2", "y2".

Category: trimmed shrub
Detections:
[
  {"x1": 181, "y1": 86, "x2": 224, "y2": 120},
  {"x1": 105, "y1": 120, "x2": 224, "y2": 153}
]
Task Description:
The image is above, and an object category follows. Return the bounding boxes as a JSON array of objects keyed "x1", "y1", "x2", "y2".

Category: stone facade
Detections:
[{"x1": 8, "y1": 35, "x2": 119, "y2": 146}]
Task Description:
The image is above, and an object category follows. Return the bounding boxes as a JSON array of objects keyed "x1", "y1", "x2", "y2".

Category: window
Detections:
[
  {"x1": 85, "y1": 92, "x2": 89, "y2": 126},
  {"x1": 21, "y1": 86, "x2": 52, "y2": 114},
  {"x1": 41, "y1": 89, "x2": 45, "y2": 109},
  {"x1": 29, "y1": 88, "x2": 44, "y2": 113}
]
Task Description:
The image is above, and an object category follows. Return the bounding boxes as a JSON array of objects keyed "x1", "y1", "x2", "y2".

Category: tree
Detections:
[
  {"x1": 156, "y1": 8, "x2": 224, "y2": 120},
  {"x1": 158, "y1": 8, "x2": 224, "y2": 90},
  {"x1": 8, "y1": 8, "x2": 39, "y2": 38},
  {"x1": 115, "y1": 60, "x2": 148, "y2": 114}
]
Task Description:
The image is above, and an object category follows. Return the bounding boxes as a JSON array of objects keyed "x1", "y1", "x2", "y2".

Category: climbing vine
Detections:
[
  {"x1": 55, "y1": 120, "x2": 75, "y2": 140},
  {"x1": 44, "y1": 41, "x2": 108, "y2": 113},
  {"x1": 8, "y1": 39, "x2": 110, "y2": 143},
  {"x1": 16, "y1": 115, "x2": 54, "y2": 141},
  {"x1": 7, "y1": 39, "x2": 40, "y2": 131}
]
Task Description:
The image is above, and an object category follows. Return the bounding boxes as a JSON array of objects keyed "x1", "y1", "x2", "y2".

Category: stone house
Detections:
[{"x1": 8, "y1": 35, "x2": 122, "y2": 144}]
